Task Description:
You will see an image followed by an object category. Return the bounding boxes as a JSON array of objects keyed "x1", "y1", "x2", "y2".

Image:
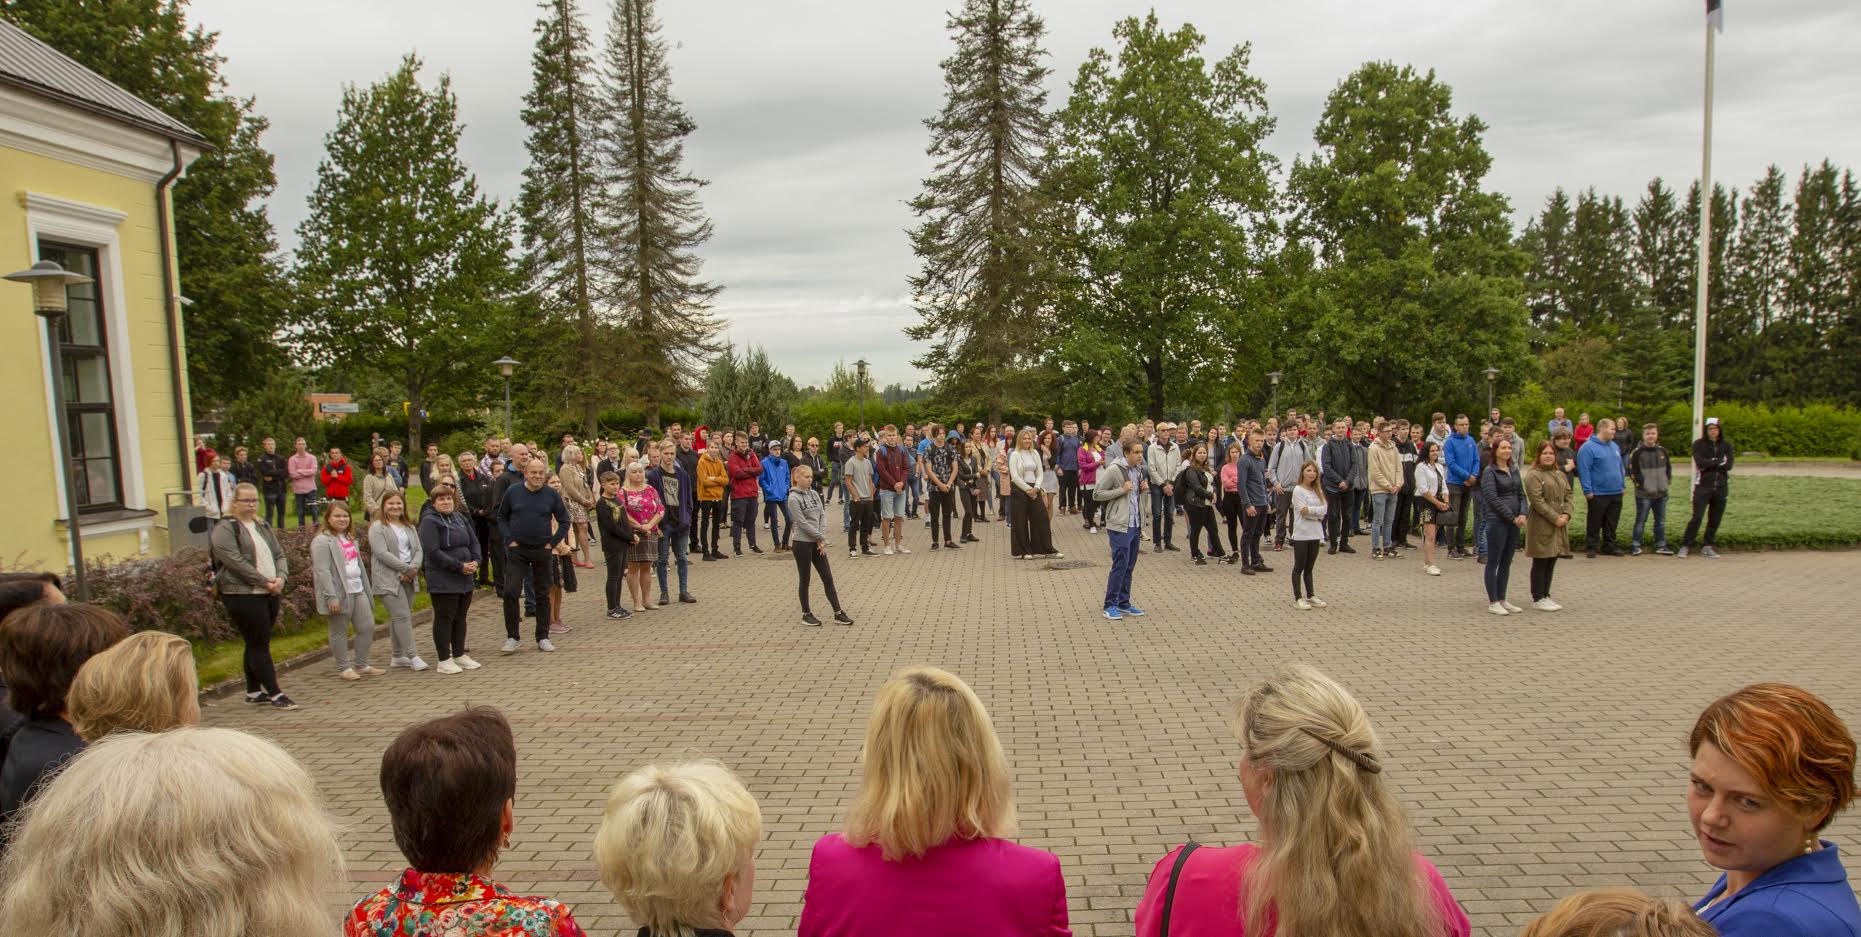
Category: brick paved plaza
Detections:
[{"x1": 202, "y1": 514, "x2": 1861, "y2": 936}]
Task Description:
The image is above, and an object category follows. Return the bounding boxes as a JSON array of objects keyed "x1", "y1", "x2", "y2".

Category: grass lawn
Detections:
[
  {"x1": 1564, "y1": 475, "x2": 1861, "y2": 551},
  {"x1": 193, "y1": 589, "x2": 435, "y2": 687}
]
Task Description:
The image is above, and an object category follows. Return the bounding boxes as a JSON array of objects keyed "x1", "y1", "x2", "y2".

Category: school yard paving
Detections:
[{"x1": 202, "y1": 514, "x2": 1861, "y2": 936}]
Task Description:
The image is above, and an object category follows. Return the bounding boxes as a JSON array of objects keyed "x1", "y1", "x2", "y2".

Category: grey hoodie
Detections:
[{"x1": 790, "y1": 487, "x2": 828, "y2": 543}]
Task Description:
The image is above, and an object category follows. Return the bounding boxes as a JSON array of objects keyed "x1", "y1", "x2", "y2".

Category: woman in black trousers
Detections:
[
  {"x1": 208, "y1": 482, "x2": 296, "y2": 708},
  {"x1": 418, "y1": 484, "x2": 483, "y2": 674}
]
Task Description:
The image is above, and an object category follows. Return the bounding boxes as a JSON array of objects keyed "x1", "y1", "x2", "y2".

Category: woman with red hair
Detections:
[{"x1": 1688, "y1": 683, "x2": 1859, "y2": 936}]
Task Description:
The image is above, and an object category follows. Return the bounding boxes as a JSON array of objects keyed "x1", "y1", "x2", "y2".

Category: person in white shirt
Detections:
[
  {"x1": 1289, "y1": 461, "x2": 1330, "y2": 611},
  {"x1": 368, "y1": 491, "x2": 427, "y2": 672},
  {"x1": 197, "y1": 453, "x2": 237, "y2": 520}
]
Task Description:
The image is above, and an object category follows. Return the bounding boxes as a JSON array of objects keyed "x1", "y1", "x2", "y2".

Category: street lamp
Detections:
[
  {"x1": 1483, "y1": 367, "x2": 1500, "y2": 415},
  {"x1": 492, "y1": 356, "x2": 519, "y2": 438},
  {"x1": 854, "y1": 358, "x2": 870, "y2": 431},
  {"x1": 7, "y1": 260, "x2": 96, "y2": 599},
  {"x1": 1266, "y1": 370, "x2": 1282, "y2": 419}
]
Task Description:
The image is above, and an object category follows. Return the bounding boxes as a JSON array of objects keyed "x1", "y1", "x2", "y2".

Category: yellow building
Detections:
[{"x1": 0, "y1": 20, "x2": 206, "y2": 569}]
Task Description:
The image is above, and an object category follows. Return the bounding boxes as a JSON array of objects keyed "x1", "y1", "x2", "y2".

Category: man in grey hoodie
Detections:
[
  {"x1": 1266, "y1": 418, "x2": 1311, "y2": 549},
  {"x1": 1625, "y1": 422, "x2": 1675, "y2": 556},
  {"x1": 1096, "y1": 439, "x2": 1148, "y2": 622}
]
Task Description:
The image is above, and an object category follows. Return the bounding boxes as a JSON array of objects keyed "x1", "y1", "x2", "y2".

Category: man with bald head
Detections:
[{"x1": 497, "y1": 456, "x2": 570, "y2": 653}]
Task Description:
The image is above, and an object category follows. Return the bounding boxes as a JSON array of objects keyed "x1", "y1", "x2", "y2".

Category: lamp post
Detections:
[
  {"x1": 7, "y1": 260, "x2": 96, "y2": 599},
  {"x1": 1266, "y1": 370, "x2": 1282, "y2": 419},
  {"x1": 1483, "y1": 367, "x2": 1500, "y2": 416},
  {"x1": 492, "y1": 356, "x2": 519, "y2": 438},
  {"x1": 854, "y1": 358, "x2": 870, "y2": 431}
]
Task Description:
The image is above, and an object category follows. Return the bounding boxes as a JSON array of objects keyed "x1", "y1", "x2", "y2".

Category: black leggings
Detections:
[
  {"x1": 1081, "y1": 485, "x2": 1099, "y2": 528},
  {"x1": 604, "y1": 549, "x2": 625, "y2": 609},
  {"x1": 793, "y1": 540, "x2": 842, "y2": 615},
  {"x1": 1290, "y1": 539, "x2": 1320, "y2": 599},
  {"x1": 431, "y1": 591, "x2": 472, "y2": 659},
  {"x1": 958, "y1": 486, "x2": 978, "y2": 539},
  {"x1": 1219, "y1": 492, "x2": 1242, "y2": 554},
  {"x1": 220, "y1": 593, "x2": 282, "y2": 696},
  {"x1": 1186, "y1": 504, "x2": 1221, "y2": 558},
  {"x1": 847, "y1": 500, "x2": 873, "y2": 553},
  {"x1": 1530, "y1": 557, "x2": 1558, "y2": 601},
  {"x1": 696, "y1": 500, "x2": 723, "y2": 554},
  {"x1": 929, "y1": 488, "x2": 957, "y2": 542}
]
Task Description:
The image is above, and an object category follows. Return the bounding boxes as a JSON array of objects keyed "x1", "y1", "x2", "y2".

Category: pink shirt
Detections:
[
  {"x1": 621, "y1": 486, "x2": 662, "y2": 527},
  {"x1": 799, "y1": 833, "x2": 1071, "y2": 937},
  {"x1": 1134, "y1": 842, "x2": 1470, "y2": 937}
]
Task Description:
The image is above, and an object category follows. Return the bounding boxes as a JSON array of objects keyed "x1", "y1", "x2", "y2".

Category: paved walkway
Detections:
[{"x1": 203, "y1": 507, "x2": 1861, "y2": 936}]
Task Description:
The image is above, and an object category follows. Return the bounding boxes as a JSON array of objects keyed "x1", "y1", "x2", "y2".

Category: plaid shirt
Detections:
[{"x1": 346, "y1": 869, "x2": 586, "y2": 937}]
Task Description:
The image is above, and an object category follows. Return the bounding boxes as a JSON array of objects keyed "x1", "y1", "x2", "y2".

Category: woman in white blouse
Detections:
[
  {"x1": 368, "y1": 491, "x2": 426, "y2": 672},
  {"x1": 1008, "y1": 429, "x2": 1062, "y2": 560}
]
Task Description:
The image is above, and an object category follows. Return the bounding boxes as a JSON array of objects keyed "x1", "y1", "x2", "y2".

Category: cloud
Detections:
[{"x1": 191, "y1": 0, "x2": 1861, "y2": 389}]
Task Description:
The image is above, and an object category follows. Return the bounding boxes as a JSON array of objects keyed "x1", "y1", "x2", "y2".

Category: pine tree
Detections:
[
  {"x1": 1563, "y1": 189, "x2": 1637, "y2": 337},
  {"x1": 289, "y1": 56, "x2": 518, "y2": 448},
  {"x1": 2, "y1": 0, "x2": 288, "y2": 412},
  {"x1": 518, "y1": 0, "x2": 607, "y2": 434},
  {"x1": 1520, "y1": 189, "x2": 1574, "y2": 338},
  {"x1": 595, "y1": 0, "x2": 723, "y2": 429},
  {"x1": 1631, "y1": 178, "x2": 1694, "y2": 330},
  {"x1": 903, "y1": 0, "x2": 1054, "y2": 426}
]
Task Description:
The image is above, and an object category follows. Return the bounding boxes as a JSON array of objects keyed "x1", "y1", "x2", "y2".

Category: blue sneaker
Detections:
[
  {"x1": 1120, "y1": 604, "x2": 1146, "y2": 617},
  {"x1": 1103, "y1": 607, "x2": 1123, "y2": 621}
]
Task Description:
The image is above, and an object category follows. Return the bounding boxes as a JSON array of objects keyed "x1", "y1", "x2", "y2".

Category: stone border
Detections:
[{"x1": 202, "y1": 606, "x2": 437, "y2": 700}]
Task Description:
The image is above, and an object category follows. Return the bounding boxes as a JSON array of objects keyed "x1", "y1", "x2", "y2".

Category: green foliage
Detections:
[
  {"x1": 1, "y1": 0, "x2": 290, "y2": 413},
  {"x1": 1282, "y1": 61, "x2": 1533, "y2": 419},
  {"x1": 1502, "y1": 386, "x2": 1861, "y2": 459},
  {"x1": 698, "y1": 345, "x2": 795, "y2": 432},
  {"x1": 214, "y1": 370, "x2": 321, "y2": 452},
  {"x1": 288, "y1": 56, "x2": 520, "y2": 450},
  {"x1": 1050, "y1": 13, "x2": 1278, "y2": 420},
  {"x1": 1567, "y1": 476, "x2": 1861, "y2": 551}
]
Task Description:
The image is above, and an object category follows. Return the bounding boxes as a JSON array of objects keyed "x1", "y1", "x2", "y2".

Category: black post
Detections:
[{"x1": 42, "y1": 311, "x2": 88, "y2": 599}]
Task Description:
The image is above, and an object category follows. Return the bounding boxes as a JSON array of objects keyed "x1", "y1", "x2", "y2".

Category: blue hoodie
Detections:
[
  {"x1": 759, "y1": 453, "x2": 791, "y2": 503},
  {"x1": 1577, "y1": 435, "x2": 1625, "y2": 496},
  {"x1": 1443, "y1": 431, "x2": 1480, "y2": 486}
]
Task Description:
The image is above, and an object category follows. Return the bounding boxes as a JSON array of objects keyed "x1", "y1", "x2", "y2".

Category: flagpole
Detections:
[{"x1": 1691, "y1": 18, "x2": 1716, "y2": 444}]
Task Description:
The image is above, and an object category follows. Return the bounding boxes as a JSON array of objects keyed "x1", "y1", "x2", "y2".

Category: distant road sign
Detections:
[{"x1": 319, "y1": 402, "x2": 360, "y2": 414}]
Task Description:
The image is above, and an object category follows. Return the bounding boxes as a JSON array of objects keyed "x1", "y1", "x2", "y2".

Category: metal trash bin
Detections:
[{"x1": 166, "y1": 490, "x2": 209, "y2": 556}]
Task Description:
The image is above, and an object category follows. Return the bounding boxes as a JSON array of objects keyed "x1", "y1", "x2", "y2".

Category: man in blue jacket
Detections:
[
  {"x1": 1441, "y1": 414, "x2": 1481, "y2": 559},
  {"x1": 1057, "y1": 421, "x2": 1083, "y2": 516},
  {"x1": 1320, "y1": 419, "x2": 1357, "y2": 555},
  {"x1": 1577, "y1": 418, "x2": 1627, "y2": 558}
]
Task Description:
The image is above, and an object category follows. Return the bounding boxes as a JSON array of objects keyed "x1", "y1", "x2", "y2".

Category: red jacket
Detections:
[
  {"x1": 875, "y1": 446, "x2": 909, "y2": 491},
  {"x1": 321, "y1": 458, "x2": 354, "y2": 499},
  {"x1": 726, "y1": 450, "x2": 762, "y2": 499}
]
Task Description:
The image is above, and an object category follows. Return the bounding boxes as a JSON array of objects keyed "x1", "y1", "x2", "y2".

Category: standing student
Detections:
[
  {"x1": 695, "y1": 439, "x2": 730, "y2": 561},
  {"x1": 1007, "y1": 429, "x2": 1059, "y2": 560},
  {"x1": 360, "y1": 451, "x2": 397, "y2": 522},
  {"x1": 1217, "y1": 441, "x2": 1244, "y2": 562},
  {"x1": 1626, "y1": 422, "x2": 1676, "y2": 556},
  {"x1": 1238, "y1": 430, "x2": 1272, "y2": 575},
  {"x1": 726, "y1": 436, "x2": 764, "y2": 556},
  {"x1": 1413, "y1": 442, "x2": 1448, "y2": 576},
  {"x1": 1523, "y1": 440, "x2": 1571, "y2": 612},
  {"x1": 1289, "y1": 462, "x2": 1329, "y2": 610},
  {"x1": 368, "y1": 491, "x2": 426, "y2": 672},
  {"x1": 647, "y1": 441, "x2": 697, "y2": 606},
  {"x1": 924, "y1": 425, "x2": 961, "y2": 550},
  {"x1": 759, "y1": 439, "x2": 794, "y2": 553},
  {"x1": 594, "y1": 471, "x2": 635, "y2": 620},
  {"x1": 1143, "y1": 423, "x2": 1183, "y2": 552},
  {"x1": 196, "y1": 453, "x2": 236, "y2": 521},
  {"x1": 1179, "y1": 443, "x2": 1221, "y2": 565},
  {"x1": 559, "y1": 445, "x2": 598, "y2": 569},
  {"x1": 1680, "y1": 416, "x2": 1734, "y2": 559},
  {"x1": 208, "y1": 482, "x2": 296, "y2": 708},
  {"x1": 287, "y1": 437, "x2": 320, "y2": 527},
  {"x1": 1442, "y1": 415, "x2": 1480, "y2": 559},
  {"x1": 311, "y1": 502, "x2": 378, "y2": 681},
  {"x1": 418, "y1": 484, "x2": 482, "y2": 674},
  {"x1": 1476, "y1": 438, "x2": 1528, "y2": 616},
  {"x1": 620, "y1": 462, "x2": 664, "y2": 615},
  {"x1": 1393, "y1": 421, "x2": 1418, "y2": 548},
  {"x1": 457, "y1": 452, "x2": 496, "y2": 588},
  {"x1": 955, "y1": 439, "x2": 982, "y2": 544},
  {"x1": 1368, "y1": 425, "x2": 1402, "y2": 559},
  {"x1": 1267, "y1": 420, "x2": 1309, "y2": 549},
  {"x1": 788, "y1": 464, "x2": 853, "y2": 626},
  {"x1": 1095, "y1": 440, "x2": 1147, "y2": 621},
  {"x1": 1319, "y1": 420, "x2": 1355, "y2": 555},
  {"x1": 1577, "y1": 418, "x2": 1627, "y2": 557},
  {"x1": 1077, "y1": 435, "x2": 1103, "y2": 533},
  {"x1": 1056, "y1": 420, "x2": 1082, "y2": 514},
  {"x1": 497, "y1": 457, "x2": 570, "y2": 653},
  {"x1": 254, "y1": 437, "x2": 289, "y2": 527}
]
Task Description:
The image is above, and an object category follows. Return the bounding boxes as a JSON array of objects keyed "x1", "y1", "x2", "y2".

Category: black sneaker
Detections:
[
  {"x1": 607, "y1": 608, "x2": 632, "y2": 620},
  {"x1": 1193, "y1": 556, "x2": 1207, "y2": 565},
  {"x1": 702, "y1": 553, "x2": 717, "y2": 562},
  {"x1": 944, "y1": 541, "x2": 959, "y2": 549},
  {"x1": 931, "y1": 542, "x2": 940, "y2": 550},
  {"x1": 245, "y1": 691, "x2": 272, "y2": 705},
  {"x1": 1338, "y1": 543, "x2": 1356, "y2": 554},
  {"x1": 1240, "y1": 565, "x2": 1255, "y2": 576},
  {"x1": 802, "y1": 613, "x2": 822, "y2": 626},
  {"x1": 269, "y1": 694, "x2": 300, "y2": 711},
  {"x1": 1164, "y1": 544, "x2": 1181, "y2": 552},
  {"x1": 1252, "y1": 564, "x2": 1273, "y2": 573},
  {"x1": 833, "y1": 610, "x2": 854, "y2": 625},
  {"x1": 749, "y1": 545, "x2": 765, "y2": 555},
  {"x1": 1327, "y1": 544, "x2": 1338, "y2": 555},
  {"x1": 679, "y1": 593, "x2": 698, "y2": 604}
]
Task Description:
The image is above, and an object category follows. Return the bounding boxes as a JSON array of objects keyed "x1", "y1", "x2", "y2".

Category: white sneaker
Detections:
[
  {"x1": 896, "y1": 546, "x2": 912, "y2": 554},
  {"x1": 883, "y1": 546, "x2": 895, "y2": 556},
  {"x1": 435, "y1": 659, "x2": 464, "y2": 675},
  {"x1": 455, "y1": 654, "x2": 482, "y2": 670},
  {"x1": 1534, "y1": 598, "x2": 1560, "y2": 612},
  {"x1": 1295, "y1": 598, "x2": 1313, "y2": 610},
  {"x1": 389, "y1": 656, "x2": 411, "y2": 669},
  {"x1": 1424, "y1": 564, "x2": 1441, "y2": 576},
  {"x1": 1308, "y1": 597, "x2": 1328, "y2": 609},
  {"x1": 537, "y1": 639, "x2": 557, "y2": 653},
  {"x1": 849, "y1": 549, "x2": 858, "y2": 559},
  {"x1": 407, "y1": 656, "x2": 429, "y2": 672},
  {"x1": 1489, "y1": 602, "x2": 1509, "y2": 616},
  {"x1": 1502, "y1": 601, "x2": 1523, "y2": 614},
  {"x1": 1049, "y1": 551, "x2": 1065, "y2": 559},
  {"x1": 501, "y1": 638, "x2": 521, "y2": 654}
]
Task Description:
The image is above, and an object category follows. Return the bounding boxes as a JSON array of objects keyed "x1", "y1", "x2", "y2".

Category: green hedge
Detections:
[
  {"x1": 1561, "y1": 475, "x2": 1861, "y2": 551},
  {"x1": 1500, "y1": 386, "x2": 1860, "y2": 459}
]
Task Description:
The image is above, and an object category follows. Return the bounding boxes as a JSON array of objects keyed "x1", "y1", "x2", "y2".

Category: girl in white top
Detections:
[
  {"x1": 1007, "y1": 429, "x2": 1061, "y2": 559},
  {"x1": 368, "y1": 491, "x2": 426, "y2": 672},
  {"x1": 1289, "y1": 461, "x2": 1329, "y2": 610},
  {"x1": 1412, "y1": 443, "x2": 1450, "y2": 577},
  {"x1": 312, "y1": 502, "x2": 377, "y2": 680}
]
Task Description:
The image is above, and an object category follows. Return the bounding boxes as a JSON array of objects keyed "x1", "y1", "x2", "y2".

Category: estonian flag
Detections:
[{"x1": 1707, "y1": 0, "x2": 1724, "y2": 32}]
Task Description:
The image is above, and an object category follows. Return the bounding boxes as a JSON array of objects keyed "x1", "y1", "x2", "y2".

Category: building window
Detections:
[{"x1": 37, "y1": 240, "x2": 122, "y2": 512}]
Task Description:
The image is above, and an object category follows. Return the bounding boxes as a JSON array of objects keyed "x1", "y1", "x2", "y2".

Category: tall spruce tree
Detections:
[
  {"x1": 518, "y1": 0, "x2": 608, "y2": 434},
  {"x1": 903, "y1": 0, "x2": 1054, "y2": 426},
  {"x1": 1520, "y1": 189, "x2": 1574, "y2": 339},
  {"x1": 2, "y1": 0, "x2": 288, "y2": 412},
  {"x1": 289, "y1": 56, "x2": 518, "y2": 448},
  {"x1": 595, "y1": 0, "x2": 723, "y2": 429}
]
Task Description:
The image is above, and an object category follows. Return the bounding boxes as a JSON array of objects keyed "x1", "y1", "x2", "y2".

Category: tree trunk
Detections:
[
  {"x1": 1144, "y1": 355, "x2": 1166, "y2": 422},
  {"x1": 645, "y1": 403, "x2": 661, "y2": 433},
  {"x1": 407, "y1": 390, "x2": 424, "y2": 452}
]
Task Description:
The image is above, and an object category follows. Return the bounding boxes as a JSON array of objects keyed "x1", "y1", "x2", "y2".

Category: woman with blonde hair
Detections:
[
  {"x1": 1522, "y1": 888, "x2": 1717, "y2": 937},
  {"x1": 799, "y1": 666, "x2": 1069, "y2": 936},
  {"x1": 559, "y1": 444, "x2": 597, "y2": 569},
  {"x1": 369, "y1": 490, "x2": 427, "y2": 672},
  {"x1": 595, "y1": 760, "x2": 763, "y2": 936},
  {"x1": 66, "y1": 631, "x2": 200, "y2": 740},
  {"x1": 362, "y1": 449, "x2": 399, "y2": 521},
  {"x1": 0, "y1": 727, "x2": 342, "y2": 937},
  {"x1": 1135, "y1": 663, "x2": 1469, "y2": 937},
  {"x1": 1007, "y1": 429, "x2": 1061, "y2": 560}
]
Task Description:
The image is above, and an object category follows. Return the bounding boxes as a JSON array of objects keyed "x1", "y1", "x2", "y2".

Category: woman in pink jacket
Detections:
[
  {"x1": 1134, "y1": 663, "x2": 1470, "y2": 937},
  {"x1": 799, "y1": 666, "x2": 1071, "y2": 937}
]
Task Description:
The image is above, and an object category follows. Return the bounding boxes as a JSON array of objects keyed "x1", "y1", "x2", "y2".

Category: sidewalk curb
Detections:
[{"x1": 202, "y1": 606, "x2": 438, "y2": 701}]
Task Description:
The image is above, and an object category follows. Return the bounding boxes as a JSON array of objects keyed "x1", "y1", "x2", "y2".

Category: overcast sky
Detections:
[{"x1": 189, "y1": 0, "x2": 1861, "y2": 389}]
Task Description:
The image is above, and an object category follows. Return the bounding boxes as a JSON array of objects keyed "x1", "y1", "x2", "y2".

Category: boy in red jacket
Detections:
[{"x1": 320, "y1": 447, "x2": 355, "y2": 505}]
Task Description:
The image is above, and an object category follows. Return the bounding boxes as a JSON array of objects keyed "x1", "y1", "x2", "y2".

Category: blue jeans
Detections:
[
  {"x1": 906, "y1": 475, "x2": 921, "y2": 515},
  {"x1": 1474, "y1": 509, "x2": 1490, "y2": 557},
  {"x1": 655, "y1": 532, "x2": 690, "y2": 597},
  {"x1": 1633, "y1": 494, "x2": 1668, "y2": 549},
  {"x1": 294, "y1": 491, "x2": 318, "y2": 527},
  {"x1": 1482, "y1": 520, "x2": 1520, "y2": 602},
  {"x1": 1104, "y1": 526, "x2": 1140, "y2": 610},
  {"x1": 1371, "y1": 492, "x2": 1396, "y2": 550},
  {"x1": 262, "y1": 490, "x2": 286, "y2": 527}
]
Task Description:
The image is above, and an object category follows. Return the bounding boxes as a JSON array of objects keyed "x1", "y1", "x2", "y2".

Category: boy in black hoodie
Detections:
[
  {"x1": 1625, "y1": 422, "x2": 1675, "y2": 556},
  {"x1": 1679, "y1": 417, "x2": 1734, "y2": 558}
]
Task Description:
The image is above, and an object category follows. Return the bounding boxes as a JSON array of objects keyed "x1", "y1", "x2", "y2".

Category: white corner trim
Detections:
[
  {"x1": 0, "y1": 88, "x2": 195, "y2": 183},
  {"x1": 77, "y1": 513, "x2": 158, "y2": 538},
  {"x1": 19, "y1": 191, "x2": 127, "y2": 227}
]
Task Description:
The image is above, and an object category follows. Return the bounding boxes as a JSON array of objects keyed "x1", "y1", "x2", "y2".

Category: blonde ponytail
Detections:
[{"x1": 1234, "y1": 664, "x2": 1440, "y2": 937}]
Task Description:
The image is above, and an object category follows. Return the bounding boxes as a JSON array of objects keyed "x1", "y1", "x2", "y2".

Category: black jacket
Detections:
[
  {"x1": 1475, "y1": 463, "x2": 1526, "y2": 524},
  {"x1": 595, "y1": 494, "x2": 639, "y2": 555},
  {"x1": 1691, "y1": 435, "x2": 1734, "y2": 494},
  {"x1": 254, "y1": 451, "x2": 289, "y2": 493},
  {"x1": 1320, "y1": 438, "x2": 1353, "y2": 493},
  {"x1": 457, "y1": 469, "x2": 495, "y2": 519},
  {"x1": 0, "y1": 716, "x2": 83, "y2": 827},
  {"x1": 1179, "y1": 465, "x2": 1214, "y2": 508}
]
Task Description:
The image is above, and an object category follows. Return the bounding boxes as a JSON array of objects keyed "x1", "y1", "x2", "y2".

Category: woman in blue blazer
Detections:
[{"x1": 1688, "y1": 683, "x2": 1859, "y2": 936}]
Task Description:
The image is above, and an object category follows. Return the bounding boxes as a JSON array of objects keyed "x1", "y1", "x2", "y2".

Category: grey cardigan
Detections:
[
  {"x1": 310, "y1": 532, "x2": 366, "y2": 609},
  {"x1": 208, "y1": 517, "x2": 288, "y2": 595},
  {"x1": 790, "y1": 487, "x2": 828, "y2": 543},
  {"x1": 366, "y1": 521, "x2": 423, "y2": 594},
  {"x1": 1093, "y1": 458, "x2": 1142, "y2": 533}
]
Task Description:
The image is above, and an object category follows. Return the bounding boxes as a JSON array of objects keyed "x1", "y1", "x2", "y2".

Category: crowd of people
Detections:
[{"x1": 0, "y1": 579, "x2": 1850, "y2": 937}]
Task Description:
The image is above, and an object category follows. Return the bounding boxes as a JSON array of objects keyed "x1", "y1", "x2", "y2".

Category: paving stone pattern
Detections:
[{"x1": 203, "y1": 508, "x2": 1861, "y2": 936}]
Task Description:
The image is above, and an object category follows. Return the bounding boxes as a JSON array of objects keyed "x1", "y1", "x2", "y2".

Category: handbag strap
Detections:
[{"x1": 1158, "y1": 841, "x2": 1200, "y2": 937}]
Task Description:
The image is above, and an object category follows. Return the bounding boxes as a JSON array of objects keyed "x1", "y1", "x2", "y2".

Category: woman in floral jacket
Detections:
[{"x1": 345, "y1": 707, "x2": 585, "y2": 937}]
